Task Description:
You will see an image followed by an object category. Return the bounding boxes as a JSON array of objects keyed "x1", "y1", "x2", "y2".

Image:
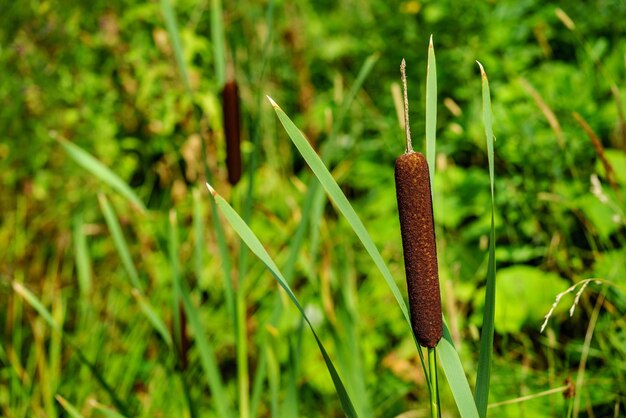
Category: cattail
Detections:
[
  {"x1": 222, "y1": 79, "x2": 242, "y2": 185},
  {"x1": 395, "y1": 59, "x2": 442, "y2": 348}
]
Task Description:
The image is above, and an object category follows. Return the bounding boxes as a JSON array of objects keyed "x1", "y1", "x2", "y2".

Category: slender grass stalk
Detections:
[
  {"x1": 211, "y1": 0, "x2": 226, "y2": 89},
  {"x1": 425, "y1": 35, "x2": 437, "y2": 190},
  {"x1": 160, "y1": 0, "x2": 191, "y2": 93},
  {"x1": 236, "y1": 289, "x2": 250, "y2": 418}
]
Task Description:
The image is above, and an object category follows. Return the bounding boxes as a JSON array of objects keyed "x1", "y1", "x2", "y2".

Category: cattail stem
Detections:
[{"x1": 428, "y1": 347, "x2": 441, "y2": 418}]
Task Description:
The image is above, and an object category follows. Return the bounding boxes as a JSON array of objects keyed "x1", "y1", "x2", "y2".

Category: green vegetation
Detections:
[{"x1": 2, "y1": 1, "x2": 626, "y2": 417}]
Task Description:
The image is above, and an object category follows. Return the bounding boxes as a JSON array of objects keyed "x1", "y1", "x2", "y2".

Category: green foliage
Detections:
[{"x1": 2, "y1": 0, "x2": 626, "y2": 417}]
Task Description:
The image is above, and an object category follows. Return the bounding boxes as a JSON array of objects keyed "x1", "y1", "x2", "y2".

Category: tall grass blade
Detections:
[
  {"x1": 131, "y1": 289, "x2": 173, "y2": 348},
  {"x1": 168, "y1": 210, "x2": 183, "y2": 356},
  {"x1": 474, "y1": 61, "x2": 496, "y2": 418},
  {"x1": 160, "y1": 0, "x2": 191, "y2": 93},
  {"x1": 58, "y1": 140, "x2": 145, "y2": 212},
  {"x1": 193, "y1": 188, "x2": 205, "y2": 288},
  {"x1": 439, "y1": 325, "x2": 480, "y2": 417},
  {"x1": 266, "y1": 342, "x2": 280, "y2": 418},
  {"x1": 55, "y1": 395, "x2": 84, "y2": 418},
  {"x1": 169, "y1": 211, "x2": 234, "y2": 418},
  {"x1": 206, "y1": 184, "x2": 359, "y2": 418},
  {"x1": 13, "y1": 282, "x2": 131, "y2": 415},
  {"x1": 73, "y1": 214, "x2": 92, "y2": 295},
  {"x1": 249, "y1": 348, "x2": 267, "y2": 418},
  {"x1": 12, "y1": 282, "x2": 61, "y2": 333},
  {"x1": 425, "y1": 35, "x2": 437, "y2": 190},
  {"x1": 334, "y1": 53, "x2": 380, "y2": 134},
  {"x1": 210, "y1": 0, "x2": 226, "y2": 88},
  {"x1": 90, "y1": 401, "x2": 128, "y2": 418},
  {"x1": 282, "y1": 323, "x2": 303, "y2": 417},
  {"x1": 98, "y1": 193, "x2": 142, "y2": 291},
  {"x1": 267, "y1": 97, "x2": 410, "y2": 326}
]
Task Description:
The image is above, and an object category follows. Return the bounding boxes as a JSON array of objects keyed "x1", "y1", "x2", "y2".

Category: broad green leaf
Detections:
[
  {"x1": 59, "y1": 139, "x2": 145, "y2": 212},
  {"x1": 601, "y1": 150, "x2": 626, "y2": 185},
  {"x1": 206, "y1": 184, "x2": 359, "y2": 418},
  {"x1": 488, "y1": 266, "x2": 568, "y2": 333},
  {"x1": 474, "y1": 62, "x2": 496, "y2": 418}
]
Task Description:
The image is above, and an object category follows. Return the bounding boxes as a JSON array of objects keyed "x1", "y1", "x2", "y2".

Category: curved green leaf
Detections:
[
  {"x1": 206, "y1": 184, "x2": 359, "y2": 418},
  {"x1": 58, "y1": 139, "x2": 145, "y2": 212}
]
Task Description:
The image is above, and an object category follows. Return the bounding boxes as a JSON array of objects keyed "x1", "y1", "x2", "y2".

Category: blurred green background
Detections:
[{"x1": 1, "y1": 0, "x2": 625, "y2": 417}]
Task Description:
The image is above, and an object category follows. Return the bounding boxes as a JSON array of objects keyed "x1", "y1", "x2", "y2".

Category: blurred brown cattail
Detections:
[
  {"x1": 222, "y1": 80, "x2": 242, "y2": 185},
  {"x1": 395, "y1": 151, "x2": 442, "y2": 348}
]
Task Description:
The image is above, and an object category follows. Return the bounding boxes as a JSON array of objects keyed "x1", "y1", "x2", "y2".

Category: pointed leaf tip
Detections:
[
  {"x1": 266, "y1": 95, "x2": 279, "y2": 109},
  {"x1": 205, "y1": 182, "x2": 217, "y2": 196},
  {"x1": 429, "y1": 34, "x2": 434, "y2": 46},
  {"x1": 476, "y1": 61, "x2": 486, "y2": 77}
]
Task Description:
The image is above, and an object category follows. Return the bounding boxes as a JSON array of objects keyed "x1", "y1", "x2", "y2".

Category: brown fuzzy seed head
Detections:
[
  {"x1": 222, "y1": 80, "x2": 242, "y2": 185},
  {"x1": 395, "y1": 152, "x2": 442, "y2": 348}
]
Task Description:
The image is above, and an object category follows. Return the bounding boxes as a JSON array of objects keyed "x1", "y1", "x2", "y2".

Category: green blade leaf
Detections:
[
  {"x1": 58, "y1": 139, "x2": 145, "y2": 212},
  {"x1": 14, "y1": 282, "x2": 130, "y2": 415},
  {"x1": 98, "y1": 193, "x2": 142, "y2": 291},
  {"x1": 206, "y1": 184, "x2": 359, "y2": 418},
  {"x1": 439, "y1": 326, "x2": 480, "y2": 418},
  {"x1": 90, "y1": 401, "x2": 128, "y2": 418},
  {"x1": 73, "y1": 214, "x2": 92, "y2": 295},
  {"x1": 267, "y1": 96, "x2": 411, "y2": 327},
  {"x1": 131, "y1": 289, "x2": 173, "y2": 348},
  {"x1": 55, "y1": 395, "x2": 84, "y2": 418},
  {"x1": 169, "y1": 210, "x2": 234, "y2": 418},
  {"x1": 12, "y1": 282, "x2": 61, "y2": 333},
  {"x1": 474, "y1": 61, "x2": 496, "y2": 418},
  {"x1": 160, "y1": 0, "x2": 191, "y2": 93},
  {"x1": 210, "y1": 0, "x2": 226, "y2": 88}
]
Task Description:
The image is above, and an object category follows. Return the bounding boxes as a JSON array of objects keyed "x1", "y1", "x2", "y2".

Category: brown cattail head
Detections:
[
  {"x1": 395, "y1": 151, "x2": 442, "y2": 348},
  {"x1": 222, "y1": 80, "x2": 242, "y2": 185}
]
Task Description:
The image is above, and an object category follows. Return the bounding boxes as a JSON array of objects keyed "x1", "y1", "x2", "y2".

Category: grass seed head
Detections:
[{"x1": 395, "y1": 151, "x2": 442, "y2": 348}]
